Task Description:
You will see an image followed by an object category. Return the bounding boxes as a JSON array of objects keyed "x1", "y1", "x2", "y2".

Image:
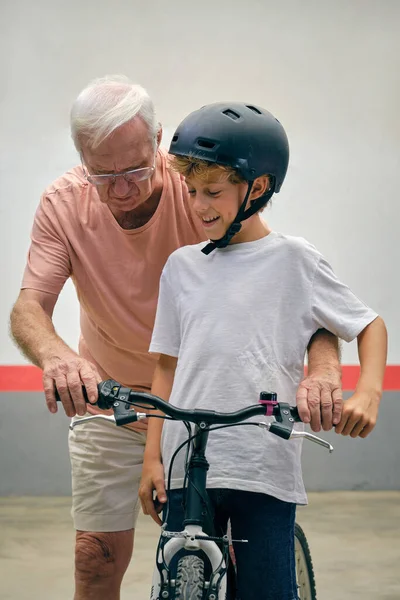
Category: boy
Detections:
[{"x1": 139, "y1": 103, "x2": 387, "y2": 599}]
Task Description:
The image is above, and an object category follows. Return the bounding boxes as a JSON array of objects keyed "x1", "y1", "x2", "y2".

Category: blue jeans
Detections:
[{"x1": 164, "y1": 488, "x2": 298, "y2": 600}]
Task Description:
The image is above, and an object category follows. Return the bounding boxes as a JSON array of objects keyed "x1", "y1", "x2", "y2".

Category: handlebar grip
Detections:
[{"x1": 54, "y1": 386, "x2": 90, "y2": 403}]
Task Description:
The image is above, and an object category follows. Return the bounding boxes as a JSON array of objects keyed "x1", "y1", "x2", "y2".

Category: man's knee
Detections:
[{"x1": 75, "y1": 531, "x2": 130, "y2": 583}]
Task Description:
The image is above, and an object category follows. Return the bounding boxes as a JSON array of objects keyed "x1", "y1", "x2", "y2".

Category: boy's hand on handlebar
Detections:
[
  {"x1": 43, "y1": 352, "x2": 101, "y2": 417},
  {"x1": 139, "y1": 458, "x2": 167, "y2": 526},
  {"x1": 335, "y1": 390, "x2": 380, "y2": 438},
  {"x1": 296, "y1": 368, "x2": 343, "y2": 432}
]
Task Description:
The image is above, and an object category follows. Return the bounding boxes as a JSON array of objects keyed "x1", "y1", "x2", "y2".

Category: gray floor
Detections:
[{"x1": 0, "y1": 492, "x2": 399, "y2": 599}]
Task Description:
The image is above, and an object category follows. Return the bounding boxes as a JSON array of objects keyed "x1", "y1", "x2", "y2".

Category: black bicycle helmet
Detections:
[{"x1": 169, "y1": 102, "x2": 289, "y2": 254}]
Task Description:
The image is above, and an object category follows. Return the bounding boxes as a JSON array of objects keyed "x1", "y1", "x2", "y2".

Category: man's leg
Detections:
[
  {"x1": 69, "y1": 417, "x2": 145, "y2": 599},
  {"x1": 74, "y1": 529, "x2": 133, "y2": 600}
]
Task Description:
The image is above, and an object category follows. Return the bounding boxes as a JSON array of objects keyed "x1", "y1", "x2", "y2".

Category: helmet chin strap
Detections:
[{"x1": 201, "y1": 179, "x2": 275, "y2": 255}]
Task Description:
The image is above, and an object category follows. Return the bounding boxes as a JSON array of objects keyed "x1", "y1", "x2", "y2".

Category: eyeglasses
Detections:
[{"x1": 82, "y1": 164, "x2": 155, "y2": 186}]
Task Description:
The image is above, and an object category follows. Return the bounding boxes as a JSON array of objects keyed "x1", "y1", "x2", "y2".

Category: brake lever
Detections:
[
  {"x1": 258, "y1": 422, "x2": 334, "y2": 453},
  {"x1": 258, "y1": 394, "x2": 333, "y2": 452},
  {"x1": 290, "y1": 429, "x2": 334, "y2": 453}
]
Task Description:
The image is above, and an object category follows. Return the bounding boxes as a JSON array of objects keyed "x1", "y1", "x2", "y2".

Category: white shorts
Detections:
[{"x1": 68, "y1": 414, "x2": 146, "y2": 532}]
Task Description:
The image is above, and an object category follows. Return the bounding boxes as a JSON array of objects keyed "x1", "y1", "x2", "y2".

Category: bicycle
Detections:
[{"x1": 65, "y1": 379, "x2": 333, "y2": 600}]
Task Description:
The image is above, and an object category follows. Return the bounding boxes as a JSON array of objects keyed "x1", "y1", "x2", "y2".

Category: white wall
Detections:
[{"x1": 2, "y1": 0, "x2": 399, "y2": 364}]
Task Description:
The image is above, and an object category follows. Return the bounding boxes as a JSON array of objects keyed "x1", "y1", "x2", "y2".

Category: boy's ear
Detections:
[{"x1": 249, "y1": 175, "x2": 270, "y2": 201}]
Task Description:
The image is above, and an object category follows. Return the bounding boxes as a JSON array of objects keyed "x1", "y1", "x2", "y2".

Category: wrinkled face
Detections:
[
  {"x1": 185, "y1": 174, "x2": 250, "y2": 240},
  {"x1": 81, "y1": 117, "x2": 158, "y2": 212}
]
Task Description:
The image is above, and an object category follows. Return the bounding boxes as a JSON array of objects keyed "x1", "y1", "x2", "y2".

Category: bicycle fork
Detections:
[
  {"x1": 150, "y1": 526, "x2": 228, "y2": 599},
  {"x1": 151, "y1": 423, "x2": 229, "y2": 599}
]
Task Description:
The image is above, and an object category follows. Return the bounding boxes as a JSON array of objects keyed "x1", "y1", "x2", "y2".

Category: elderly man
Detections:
[{"x1": 11, "y1": 76, "x2": 354, "y2": 599}]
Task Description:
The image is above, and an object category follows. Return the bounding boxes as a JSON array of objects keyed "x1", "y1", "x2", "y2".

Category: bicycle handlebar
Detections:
[
  {"x1": 55, "y1": 379, "x2": 300, "y2": 424},
  {"x1": 55, "y1": 379, "x2": 333, "y2": 451}
]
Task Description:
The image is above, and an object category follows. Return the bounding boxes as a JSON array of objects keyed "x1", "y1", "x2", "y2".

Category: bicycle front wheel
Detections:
[
  {"x1": 295, "y1": 523, "x2": 317, "y2": 600},
  {"x1": 174, "y1": 554, "x2": 205, "y2": 599}
]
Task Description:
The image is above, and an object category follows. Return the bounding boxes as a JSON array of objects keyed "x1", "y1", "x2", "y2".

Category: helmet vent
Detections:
[
  {"x1": 223, "y1": 109, "x2": 241, "y2": 120},
  {"x1": 246, "y1": 105, "x2": 262, "y2": 115},
  {"x1": 197, "y1": 139, "x2": 216, "y2": 149}
]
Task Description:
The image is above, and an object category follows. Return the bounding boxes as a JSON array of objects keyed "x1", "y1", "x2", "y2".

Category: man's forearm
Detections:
[
  {"x1": 297, "y1": 330, "x2": 343, "y2": 430},
  {"x1": 307, "y1": 329, "x2": 341, "y2": 374},
  {"x1": 10, "y1": 299, "x2": 71, "y2": 368}
]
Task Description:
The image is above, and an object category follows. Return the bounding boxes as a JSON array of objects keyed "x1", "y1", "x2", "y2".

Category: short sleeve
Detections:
[
  {"x1": 21, "y1": 195, "x2": 72, "y2": 295},
  {"x1": 149, "y1": 262, "x2": 181, "y2": 357},
  {"x1": 312, "y1": 256, "x2": 378, "y2": 343}
]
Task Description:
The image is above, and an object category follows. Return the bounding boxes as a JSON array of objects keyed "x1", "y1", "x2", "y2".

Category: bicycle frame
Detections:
[{"x1": 65, "y1": 380, "x2": 333, "y2": 600}]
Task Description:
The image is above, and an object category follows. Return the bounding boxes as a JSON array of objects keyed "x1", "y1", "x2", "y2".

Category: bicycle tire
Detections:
[
  {"x1": 174, "y1": 554, "x2": 205, "y2": 600},
  {"x1": 295, "y1": 523, "x2": 317, "y2": 600}
]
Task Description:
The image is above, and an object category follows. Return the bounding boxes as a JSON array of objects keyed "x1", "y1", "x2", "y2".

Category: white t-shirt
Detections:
[{"x1": 149, "y1": 231, "x2": 378, "y2": 505}]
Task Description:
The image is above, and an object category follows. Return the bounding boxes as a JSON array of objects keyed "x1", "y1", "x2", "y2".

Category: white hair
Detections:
[{"x1": 70, "y1": 75, "x2": 159, "y2": 152}]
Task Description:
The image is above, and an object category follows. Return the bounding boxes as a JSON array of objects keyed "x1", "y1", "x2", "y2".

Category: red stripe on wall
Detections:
[
  {"x1": 0, "y1": 365, "x2": 44, "y2": 391},
  {"x1": 0, "y1": 365, "x2": 399, "y2": 392}
]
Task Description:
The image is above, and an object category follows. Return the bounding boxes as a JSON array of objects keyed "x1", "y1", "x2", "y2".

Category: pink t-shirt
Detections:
[{"x1": 22, "y1": 149, "x2": 206, "y2": 390}]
